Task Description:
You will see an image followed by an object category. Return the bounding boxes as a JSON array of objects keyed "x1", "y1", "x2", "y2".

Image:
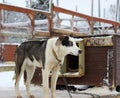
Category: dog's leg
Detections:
[
  {"x1": 42, "y1": 69, "x2": 50, "y2": 98},
  {"x1": 25, "y1": 66, "x2": 35, "y2": 98},
  {"x1": 51, "y1": 66, "x2": 60, "y2": 98},
  {"x1": 15, "y1": 68, "x2": 24, "y2": 98}
]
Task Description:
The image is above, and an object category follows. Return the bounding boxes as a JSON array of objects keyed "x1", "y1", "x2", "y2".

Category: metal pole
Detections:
[
  {"x1": 98, "y1": 0, "x2": 101, "y2": 26},
  {"x1": 26, "y1": 0, "x2": 29, "y2": 8},
  {"x1": 2, "y1": 0, "x2": 5, "y2": 23},
  {"x1": 75, "y1": 5, "x2": 78, "y2": 27},
  {"x1": 116, "y1": 0, "x2": 119, "y2": 21},
  {"x1": 91, "y1": 0, "x2": 94, "y2": 34},
  {"x1": 117, "y1": 0, "x2": 119, "y2": 21},
  {"x1": 57, "y1": 0, "x2": 59, "y2": 7},
  {"x1": 30, "y1": 0, "x2": 32, "y2": 7},
  {"x1": 57, "y1": 0, "x2": 59, "y2": 19},
  {"x1": 118, "y1": 1, "x2": 120, "y2": 22},
  {"x1": 91, "y1": 0, "x2": 93, "y2": 17}
]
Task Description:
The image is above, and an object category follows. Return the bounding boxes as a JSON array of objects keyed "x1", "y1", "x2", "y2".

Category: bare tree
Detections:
[{"x1": 31, "y1": 0, "x2": 49, "y2": 20}]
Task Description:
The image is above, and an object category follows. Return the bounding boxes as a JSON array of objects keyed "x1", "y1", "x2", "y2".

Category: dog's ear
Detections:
[
  {"x1": 61, "y1": 36, "x2": 69, "y2": 46},
  {"x1": 74, "y1": 38, "x2": 83, "y2": 42},
  {"x1": 56, "y1": 36, "x2": 69, "y2": 46}
]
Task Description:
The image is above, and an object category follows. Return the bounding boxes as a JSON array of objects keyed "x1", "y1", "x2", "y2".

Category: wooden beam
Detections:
[
  {"x1": 0, "y1": 3, "x2": 50, "y2": 16},
  {"x1": 53, "y1": 6, "x2": 120, "y2": 27},
  {"x1": 34, "y1": 31, "x2": 50, "y2": 38},
  {"x1": 52, "y1": 28, "x2": 86, "y2": 37},
  {"x1": 0, "y1": 31, "x2": 32, "y2": 38},
  {"x1": 2, "y1": 20, "x2": 48, "y2": 28}
]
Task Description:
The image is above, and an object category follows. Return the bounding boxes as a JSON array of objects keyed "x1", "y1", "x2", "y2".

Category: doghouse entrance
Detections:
[
  {"x1": 66, "y1": 54, "x2": 79, "y2": 72},
  {"x1": 60, "y1": 41, "x2": 85, "y2": 77}
]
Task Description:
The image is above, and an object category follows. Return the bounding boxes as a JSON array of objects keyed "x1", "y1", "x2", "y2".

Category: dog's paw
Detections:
[
  {"x1": 29, "y1": 95, "x2": 35, "y2": 98},
  {"x1": 17, "y1": 96, "x2": 22, "y2": 98}
]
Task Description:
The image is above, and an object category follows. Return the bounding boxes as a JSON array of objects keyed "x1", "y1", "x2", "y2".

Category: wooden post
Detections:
[
  {"x1": 0, "y1": 9, "x2": 2, "y2": 32},
  {"x1": 27, "y1": 12, "x2": 35, "y2": 39},
  {"x1": 71, "y1": 15, "x2": 74, "y2": 31},
  {"x1": 113, "y1": 25, "x2": 118, "y2": 33},
  {"x1": 48, "y1": 15, "x2": 53, "y2": 36},
  {"x1": 78, "y1": 40, "x2": 85, "y2": 76},
  {"x1": 88, "y1": 19, "x2": 94, "y2": 34},
  {"x1": 48, "y1": 4, "x2": 53, "y2": 37}
]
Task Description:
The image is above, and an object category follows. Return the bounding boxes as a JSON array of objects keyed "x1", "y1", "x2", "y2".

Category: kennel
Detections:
[{"x1": 30, "y1": 34, "x2": 120, "y2": 89}]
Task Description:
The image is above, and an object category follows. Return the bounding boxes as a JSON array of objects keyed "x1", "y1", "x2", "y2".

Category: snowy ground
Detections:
[
  {"x1": 0, "y1": 62, "x2": 119, "y2": 98},
  {"x1": 0, "y1": 62, "x2": 24, "y2": 90}
]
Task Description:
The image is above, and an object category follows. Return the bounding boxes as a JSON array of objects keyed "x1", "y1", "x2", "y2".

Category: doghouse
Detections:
[{"x1": 29, "y1": 34, "x2": 120, "y2": 89}]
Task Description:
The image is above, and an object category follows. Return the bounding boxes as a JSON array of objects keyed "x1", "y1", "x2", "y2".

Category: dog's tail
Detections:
[{"x1": 13, "y1": 46, "x2": 25, "y2": 83}]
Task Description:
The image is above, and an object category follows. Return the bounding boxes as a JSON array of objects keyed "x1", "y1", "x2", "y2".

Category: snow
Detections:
[
  {"x1": 0, "y1": 71, "x2": 24, "y2": 88},
  {"x1": 0, "y1": 71, "x2": 119, "y2": 97},
  {"x1": 0, "y1": 62, "x2": 119, "y2": 96},
  {"x1": 81, "y1": 86, "x2": 118, "y2": 96},
  {"x1": 0, "y1": 62, "x2": 15, "y2": 66}
]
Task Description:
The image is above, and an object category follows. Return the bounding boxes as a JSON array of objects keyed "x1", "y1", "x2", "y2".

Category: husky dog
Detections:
[{"x1": 14, "y1": 36, "x2": 82, "y2": 98}]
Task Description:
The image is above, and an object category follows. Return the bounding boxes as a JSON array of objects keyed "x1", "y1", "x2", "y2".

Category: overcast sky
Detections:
[
  {"x1": 0, "y1": 0, "x2": 117, "y2": 20},
  {"x1": 53, "y1": 0, "x2": 116, "y2": 19}
]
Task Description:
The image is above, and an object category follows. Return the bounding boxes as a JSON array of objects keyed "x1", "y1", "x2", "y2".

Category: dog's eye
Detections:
[{"x1": 69, "y1": 41, "x2": 73, "y2": 46}]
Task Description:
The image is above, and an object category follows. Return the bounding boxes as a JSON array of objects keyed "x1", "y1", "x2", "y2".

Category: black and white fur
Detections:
[{"x1": 13, "y1": 36, "x2": 82, "y2": 98}]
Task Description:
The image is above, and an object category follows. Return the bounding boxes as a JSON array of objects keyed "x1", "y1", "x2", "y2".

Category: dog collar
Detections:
[{"x1": 52, "y1": 49, "x2": 62, "y2": 63}]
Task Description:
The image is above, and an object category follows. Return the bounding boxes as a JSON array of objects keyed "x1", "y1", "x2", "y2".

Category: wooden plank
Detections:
[
  {"x1": 0, "y1": 3, "x2": 50, "y2": 15},
  {"x1": 0, "y1": 66, "x2": 15, "y2": 72},
  {"x1": 2, "y1": 19, "x2": 48, "y2": 28},
  {"x1": 49, "y1": 72, "x2": 84, "y2": 78},
  {"x1": 114, "y1": 35, "x2": 120, "y2": 86},
  {"x1": 0, "y1": 31, "x2": 32, "y2": 38},
  {"x1": 34, "y1": 31, "x2": 50, "y2": 37},
  {"x1": 78, "y1": 41, "x2": 85, "y2": 75},
  {"x1": 52, "y1": 28, "x2": 86, "y2": 37},
  {"x1": 0, "y1": 31, "x2": 50, "y2": 38}
]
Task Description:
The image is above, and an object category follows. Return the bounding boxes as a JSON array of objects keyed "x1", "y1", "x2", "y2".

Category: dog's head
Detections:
[{"x1": 56, "y1": 36, "x2": 82, "y2": 56}]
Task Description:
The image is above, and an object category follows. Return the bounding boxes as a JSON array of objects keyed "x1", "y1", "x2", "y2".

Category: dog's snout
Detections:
[{"x1": 78, "y1": 50, "x2": 82, "y2": 54}]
